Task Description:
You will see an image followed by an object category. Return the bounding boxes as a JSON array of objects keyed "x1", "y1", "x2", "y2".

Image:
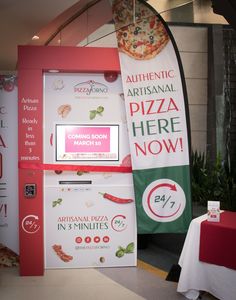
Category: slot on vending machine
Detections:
[{"x1": 59, "y1": 180, "x2": 92, "y2": 185}]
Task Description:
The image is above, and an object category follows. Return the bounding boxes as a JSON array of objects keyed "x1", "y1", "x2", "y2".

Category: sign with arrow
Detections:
[
  {"x1": 21, "y1": 214, "x2": 40, "y2": 234},
  {"x1": 142, "y1": 179, "x2": 186, "y2": 222}
]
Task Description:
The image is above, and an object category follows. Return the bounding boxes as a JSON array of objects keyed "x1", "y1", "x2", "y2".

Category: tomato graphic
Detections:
[
  {"x1": 120, "y1": 154, "x2": 132, "y2": 167},
  {"x1": 3, "y1": 81, "x2": 14, "y2": 92},
  {"x1": 55, "y1": 170, "x2": 63, "y2": 175},
  {"x1": 104, "y1": 72, "x2": 118, "y2": 82}
]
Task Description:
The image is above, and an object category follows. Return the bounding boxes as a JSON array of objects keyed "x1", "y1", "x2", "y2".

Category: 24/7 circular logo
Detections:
[{"x1": 142, "y1": 179, "x2": 186, "y2": 222}]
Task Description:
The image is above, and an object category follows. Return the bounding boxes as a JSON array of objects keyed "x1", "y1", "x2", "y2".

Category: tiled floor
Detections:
[
  {"x1": 0, "y1": 240, "x2": 186, "y2": 300},
  {"x1": 0, "y1": 261, "x2": 185, "y2": 300},
  {"x1": 0, "y1": 234, "x2": 219, "y2": 300},
  {"x1": 1, "y1": 267, "x2": 144, "y2": 300},
  {"x1": 0, "y1": 246, "x2": 220, "y2": 300}
]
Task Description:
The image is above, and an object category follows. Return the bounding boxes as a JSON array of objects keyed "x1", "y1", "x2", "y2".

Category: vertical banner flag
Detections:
[{"x1": 112, "y1": 0, "x2": 192, "y2": 233}]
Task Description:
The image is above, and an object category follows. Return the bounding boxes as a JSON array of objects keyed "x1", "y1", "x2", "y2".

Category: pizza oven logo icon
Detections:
[{"x1": 74, "y1": 80, "x2": 108, "y2": 97}]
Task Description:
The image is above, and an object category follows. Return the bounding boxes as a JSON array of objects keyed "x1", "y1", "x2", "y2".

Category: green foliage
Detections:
[{"x1": 191, "y1": 151, "x2": 236, "y2": 211}]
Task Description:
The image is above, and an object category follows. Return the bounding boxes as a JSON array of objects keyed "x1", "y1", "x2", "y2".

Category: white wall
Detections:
[{"x1": 170, "y1": 25, "x2": 208, "y2": 154}]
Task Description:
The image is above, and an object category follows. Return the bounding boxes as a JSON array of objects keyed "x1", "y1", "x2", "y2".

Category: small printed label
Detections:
[
  {"x1": 24, "y1": 184, "x2": 37, "y2": 198},
  {"x1": 207, "y1": 201, "x2": 220, "y2": 222}
]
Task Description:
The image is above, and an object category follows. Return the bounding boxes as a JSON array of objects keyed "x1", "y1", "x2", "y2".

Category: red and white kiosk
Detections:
[{"x1": 18, "y1": 46, "x2": 137, "y2": 276}]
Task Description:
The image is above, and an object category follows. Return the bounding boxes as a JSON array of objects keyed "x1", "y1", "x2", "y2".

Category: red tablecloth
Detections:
[{"x1": 199, "y1": 211, "x2": 236, "y2": 270}]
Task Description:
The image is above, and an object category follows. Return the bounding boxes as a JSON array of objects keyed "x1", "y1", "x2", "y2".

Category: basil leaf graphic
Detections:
[
  {"x1": 89, "y1": 110, "x2": 97, "y2": 120},
  {"x1": 125, "y1": 242, "x2": 134, "y2": 253},
  {"x1": 116, "y1": 249, "x2": 125, "y2": 258},
  {"x1": 97, "y1": 106, "x2": 104, "y2": 113}
]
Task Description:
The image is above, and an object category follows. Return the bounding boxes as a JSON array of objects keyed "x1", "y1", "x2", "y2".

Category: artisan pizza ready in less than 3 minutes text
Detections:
[{"x1": 112, "y1": 0, "x2": 169, "y2": 60}]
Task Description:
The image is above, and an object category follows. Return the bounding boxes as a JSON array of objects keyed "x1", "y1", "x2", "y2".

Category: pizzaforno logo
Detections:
[{"x1": 74, "y1": 80, "x2": 108, "y2": 96}]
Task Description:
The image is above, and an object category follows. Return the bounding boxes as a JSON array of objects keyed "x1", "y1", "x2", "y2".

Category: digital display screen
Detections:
[{"x1": 55, "y1": 124, "x2": 119, "y2": 161}]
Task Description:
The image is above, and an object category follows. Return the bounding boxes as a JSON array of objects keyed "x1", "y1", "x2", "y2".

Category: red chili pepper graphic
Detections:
[{"x1": 99, "y1": 192, "x2": 134, "y2": 204}]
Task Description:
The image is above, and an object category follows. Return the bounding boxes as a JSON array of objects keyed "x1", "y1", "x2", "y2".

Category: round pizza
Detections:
[
  {"x1": 112, "y1": 0, "x2": 154, "y2": 27},
  {"x1": 112, "y1": 0, "x2": 169, "y2": 60},
  {"x1": 0, "y1": 244, "x2": 19, "y2": 267}
]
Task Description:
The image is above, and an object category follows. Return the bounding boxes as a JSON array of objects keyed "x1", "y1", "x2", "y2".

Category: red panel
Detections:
[
  {"x1": 18, "y1": 46, "x2": 120, "y2": 276},
  {"x1": 18, "y1": 46, "x2": 120, "y2": 72},
  {"x1": 18, "y1": 69, "x2": 44, "y2": 276}
]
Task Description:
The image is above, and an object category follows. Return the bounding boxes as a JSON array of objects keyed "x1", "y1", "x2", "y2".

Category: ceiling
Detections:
[
  {"x1": 0, "y1": 0, "x2": 230, "y2": 72},
  {"x1": 0, "y1": 0, "x2": 78, "y2": 71}
]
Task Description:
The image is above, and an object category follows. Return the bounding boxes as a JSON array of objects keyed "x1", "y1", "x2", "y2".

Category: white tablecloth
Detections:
[{"x1": 177, "y1": 214, "x2": 236, "y2": 300}]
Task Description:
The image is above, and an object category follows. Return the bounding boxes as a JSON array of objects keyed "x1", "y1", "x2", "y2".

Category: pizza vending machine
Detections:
[
  {"x1": 43, "y1": 72, "x2": 137, "y2": 269},
  {"x1": 18, "y1": 46, "x2": 136, "y2": 275}
]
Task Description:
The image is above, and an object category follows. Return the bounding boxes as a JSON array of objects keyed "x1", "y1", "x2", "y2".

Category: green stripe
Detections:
[{"x1": 133, "y1": 165, "x2": 192, "y2": 233}]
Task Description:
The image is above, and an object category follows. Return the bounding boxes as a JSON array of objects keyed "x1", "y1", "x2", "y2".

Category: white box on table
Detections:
[{"x1": 207, "y1": 201, "x2": 220, "y2": 222}]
